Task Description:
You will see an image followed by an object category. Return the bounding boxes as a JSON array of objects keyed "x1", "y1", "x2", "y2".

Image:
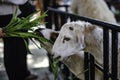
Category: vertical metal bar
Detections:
[
  {"x1": 60, "y1": 13, "x2": 68, "y2": 27},
  {"x1": 45, "y1": 10, "x2": 53, "y2": 29},
  {"x1": 90, "y1": 54, "x2": 95, "y2": 80},
  {"x1": 84, "y1": 52, "x2": 89, "y2": 80},
  {"x1": 70, "y1": 16, "x2": 74, "y2": 22},
  {"x1": 111, "y1": 30, "x2": 118, "y2": 80},
  {"x1": 54, "y1": 12, "x2": 60, "y2": 31},
  {"x1": 103, "y1": 28, "x2": 109, "y2": 80},
  {"x1": 65, "y1": 6, "x2": 69, "y2": 12}
]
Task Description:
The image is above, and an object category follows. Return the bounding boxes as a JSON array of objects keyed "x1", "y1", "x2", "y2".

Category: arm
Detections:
[{"x1": 0, "y1": 0, "x2": 28, "y2": 5}]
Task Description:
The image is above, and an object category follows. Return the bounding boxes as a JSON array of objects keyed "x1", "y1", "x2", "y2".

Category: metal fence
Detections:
[{"x1": 47, "y1": 7, "x2": 120, "y2": 80}]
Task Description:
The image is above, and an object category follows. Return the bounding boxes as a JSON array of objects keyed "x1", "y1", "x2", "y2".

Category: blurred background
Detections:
[{"x1": 0, "y1": 0, "x2": 120, "y2": 80}]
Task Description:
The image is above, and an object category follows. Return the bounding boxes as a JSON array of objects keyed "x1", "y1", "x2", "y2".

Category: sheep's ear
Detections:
[
  {"x1": 85, "y1": 24, "x2": 96, "y2": 33},
  {"x1": 50, "y1": 32, "x2": 59, "y2": 42},
  {"x1": 76, "y1": 31, "x2": 85, "y2": 49}
]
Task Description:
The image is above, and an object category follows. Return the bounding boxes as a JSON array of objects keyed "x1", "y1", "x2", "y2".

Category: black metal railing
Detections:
[{"x1": 47, "y1": 7, "x2": 120, "y2": 80}]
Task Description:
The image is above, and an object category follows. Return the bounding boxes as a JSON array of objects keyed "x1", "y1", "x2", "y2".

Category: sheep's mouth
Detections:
[{"x1": 54, "y1": 56, "x2": 61, "y2": 60}]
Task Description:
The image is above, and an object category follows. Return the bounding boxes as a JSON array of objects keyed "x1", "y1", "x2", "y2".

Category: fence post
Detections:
[
  {"x1": 84, "y1": 52, "x2": 89, "y2": 80},
  {"x1": 103, "y1": 28, "x2": 110, "y2": 80},
  {"x1": 111, "y1": 30, "x2": 118, "y2": 80},
  {"x1": 89, "y1": 54, "x2": 95, "y2": 80}
]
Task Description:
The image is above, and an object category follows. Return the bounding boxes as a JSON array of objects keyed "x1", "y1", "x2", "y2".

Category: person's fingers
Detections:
[{"x1": 0, "y1": 28, "x2": 5, "y2": 38}]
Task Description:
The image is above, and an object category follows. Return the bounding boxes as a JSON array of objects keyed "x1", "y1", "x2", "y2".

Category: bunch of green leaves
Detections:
[
  {"x1": 2, "y1": 9, "x2": 60, "y2": 80},
  {"x1": 3, "y1": 10, "x2": 46, "y2": 39},
  {"x1": 2, "y1": 9, "x2": 52, "y2": 49}
]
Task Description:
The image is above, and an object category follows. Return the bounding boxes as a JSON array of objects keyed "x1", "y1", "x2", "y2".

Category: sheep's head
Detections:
[{"x1": 52, "y1": 21, "x2": 95, "y2": 60}]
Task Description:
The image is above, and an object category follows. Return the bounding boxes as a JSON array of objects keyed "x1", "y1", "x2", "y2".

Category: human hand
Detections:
[{"x1": 0, "y1": 28, "x2": 5, "y2": 38}]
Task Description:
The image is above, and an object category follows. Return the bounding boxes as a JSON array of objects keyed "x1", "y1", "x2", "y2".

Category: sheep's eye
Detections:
[
  {"x1": 69, "y1": 27, "x2": 74, "y2": 30},
  {"x1": 64, "y1": 37, "x2": 70, "y2": 41},
  {"x1": 63, "y1": 36, "x2": 70, "y2": 43}
]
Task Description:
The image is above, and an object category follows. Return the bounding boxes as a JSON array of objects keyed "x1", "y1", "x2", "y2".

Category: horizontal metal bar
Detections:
[
  {"x1": 107, "y1": 1, "x2": 120, "y2": 4},
  {"x1": 53, "y1": 4, "x2": 69, "y2": 7},
  {"x1": 48, "y1": 7, "x2": 120, "y2": 32}
]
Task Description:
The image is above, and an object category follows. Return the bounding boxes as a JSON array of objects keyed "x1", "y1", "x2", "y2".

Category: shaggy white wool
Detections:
[{"x1": 70, "y1": 0, "x2": 117, "y2": 24}]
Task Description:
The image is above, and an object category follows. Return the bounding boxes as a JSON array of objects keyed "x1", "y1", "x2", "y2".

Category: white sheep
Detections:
[
  {"x1": 70, "y1": 0, "x2": 117, "y2": 24},
  {"x1": 52, "y1": 21, "x2": 120, "y2": 80}
]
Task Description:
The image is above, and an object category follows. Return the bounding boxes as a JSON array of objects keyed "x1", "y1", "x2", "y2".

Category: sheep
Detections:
[
  {"x1": 52, "y1": 21, "x2": 120, "y2": 80},
  {"x1": 35, "y1": 27, "x2": 101, "y2": 79},
  {"x1": 70, "y1": 0, "x2": 117, "y2": 24},
  {"x1": 35, "y1": 28, "x2": 77, "y2": 79}
]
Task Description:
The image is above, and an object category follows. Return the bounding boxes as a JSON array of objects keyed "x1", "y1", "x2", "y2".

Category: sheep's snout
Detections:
[{"x1": 52, "y1": 51, "x2": 62, "y2": 60}]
